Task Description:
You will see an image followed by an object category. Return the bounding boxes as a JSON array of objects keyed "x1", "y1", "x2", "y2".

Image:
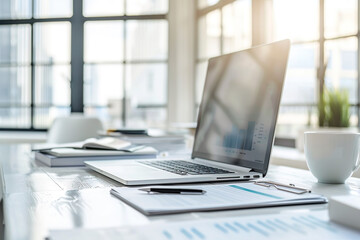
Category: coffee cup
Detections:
[{"x1": 304, "y1": 131, "x2": 360, "y2": 184}]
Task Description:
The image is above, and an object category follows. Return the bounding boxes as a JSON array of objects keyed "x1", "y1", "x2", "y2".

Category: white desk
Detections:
[
  {"x1": 1, "y1": 144, "x2": 360, "y2": 240},
  {"x1": 271, "y1": 146, "x2": 360, "y2": 178},
  {"x1": 0, "y1": 132, "x2": 47, "y2": 144}
]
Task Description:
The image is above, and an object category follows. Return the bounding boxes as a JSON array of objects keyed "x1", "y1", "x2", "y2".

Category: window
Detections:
[
  {"x1": 0, "y1": 0, "x2": 168, "y2": 130},
  {"x1": 196, "y1": 0, "x2": 359, "y2": 142},
  {"x1": 273, "y1": 0, "x2": 358, "y2": 138},
  {"x1": 195, "y1": 0, "x2": 252, "y2": 109}
]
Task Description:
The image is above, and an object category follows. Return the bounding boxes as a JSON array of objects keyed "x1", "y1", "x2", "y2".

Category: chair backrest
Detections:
[{"x1": 47, "y1": 116, "x2": 104, "y2": 143}]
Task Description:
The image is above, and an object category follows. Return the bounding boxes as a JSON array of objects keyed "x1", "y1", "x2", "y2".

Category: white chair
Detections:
[{"x1": 47, "y1": 115, "x2": 104, "y2": 143}]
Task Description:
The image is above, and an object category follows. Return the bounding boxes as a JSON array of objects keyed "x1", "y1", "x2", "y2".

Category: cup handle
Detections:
[
  {"x1": 354, "y1": 162, "x2": 360, "y2": 172},
  {"x1": 354, "y1": 153, "x2": 360, "y2": 172}
]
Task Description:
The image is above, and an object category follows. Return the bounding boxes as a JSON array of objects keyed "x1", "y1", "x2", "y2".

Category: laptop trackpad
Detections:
[{"x1": 106, "y1": 165, "x2": 177, "y2": 180}]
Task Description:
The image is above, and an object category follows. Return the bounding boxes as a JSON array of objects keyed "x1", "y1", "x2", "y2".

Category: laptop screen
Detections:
[{"x1": 192, "y1": 40, "x2": 290, "y2": 175}]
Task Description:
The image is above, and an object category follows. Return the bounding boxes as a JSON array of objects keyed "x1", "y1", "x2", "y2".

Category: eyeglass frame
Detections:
[{"x1": 253, "y1": 180, "x2": 311, "y2": 195}]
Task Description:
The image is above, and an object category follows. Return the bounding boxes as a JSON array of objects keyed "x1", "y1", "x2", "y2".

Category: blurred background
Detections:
[{"x1": 0, "y1": 0, "x2": 358, "y2": 146}]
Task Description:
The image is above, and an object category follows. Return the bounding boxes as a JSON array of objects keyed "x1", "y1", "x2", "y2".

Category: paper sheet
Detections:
[
  {"x1": 110, "y1": 182, "x2": 327, "y2": 215},
  {"x1": 49, "y1": 210, "x2": 360, "y2": 240}
]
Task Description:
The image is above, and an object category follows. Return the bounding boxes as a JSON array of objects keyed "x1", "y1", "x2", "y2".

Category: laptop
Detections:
[{"x1": 85, "y1": 40, "x2": 290, "y2": 186}]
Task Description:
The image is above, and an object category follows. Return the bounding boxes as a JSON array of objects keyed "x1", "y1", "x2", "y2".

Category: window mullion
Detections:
[
  {"x1": 318, "y1": 0, "x2": 325, "y2": 96},
  {"x1": 122, "y1": 19, "x2": 127, "y2": 126},
  {"x1": 358, "y1": 0, "x2": 360, "y2": 128},
  {"x1": 220, "y1": 7, "x2": 224, "y2": 54},
  {"x1": 30, "y1": 23, "x2": 35, "y2": 129},
  {"x1": 70, "y1": 0, "x2": 84, "y2": 113}
]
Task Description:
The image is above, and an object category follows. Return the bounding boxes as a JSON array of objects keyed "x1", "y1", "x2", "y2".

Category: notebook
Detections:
[{"x1": 35, "y1": 147, "x2": 158, "y2": 167}]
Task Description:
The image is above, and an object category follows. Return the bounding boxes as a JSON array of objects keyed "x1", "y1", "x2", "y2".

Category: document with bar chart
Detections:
[
  {"x1": 50, "y1": 210, "x2": 360, "y2": 240},
  {"x1": 141, "y1": 211, "x2": 360, "y2": 240}
]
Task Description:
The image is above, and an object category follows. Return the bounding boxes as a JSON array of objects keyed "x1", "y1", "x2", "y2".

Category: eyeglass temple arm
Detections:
[{"x1": 254, "y1": 180, "x2": 311, "y2": 194}]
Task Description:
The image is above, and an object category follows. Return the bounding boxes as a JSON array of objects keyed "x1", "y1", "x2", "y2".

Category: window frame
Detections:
[
  {"x1": 275, "y1": 0, "x2": 359, "y2": 144},
  {"x1": 194, "y1": 0, "x2": 253, "y2": 113},
  {"x1": 0, "y1": 0, "x2": 168, "y2": 131},
  {"x1": 195, "y1": 0, "x2": 360, "y2": 147}
]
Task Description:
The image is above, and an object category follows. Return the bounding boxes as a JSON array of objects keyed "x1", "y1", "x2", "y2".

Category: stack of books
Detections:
[
  {"x1": 33, "y1": 137, "x2": 158, "y2": 167},
  {"x1": 100, "y1": 128, "x2": 186, "y2": 144}
]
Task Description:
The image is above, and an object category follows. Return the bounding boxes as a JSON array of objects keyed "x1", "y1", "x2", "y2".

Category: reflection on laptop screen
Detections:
[{"x1": 192, "y1": 40, "x2": 290, "y2": 174}]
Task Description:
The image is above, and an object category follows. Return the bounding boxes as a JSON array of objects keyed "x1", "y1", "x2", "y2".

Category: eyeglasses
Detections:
[{"x1": 253, "y1": 180, "x2": 311, "y2": 195}]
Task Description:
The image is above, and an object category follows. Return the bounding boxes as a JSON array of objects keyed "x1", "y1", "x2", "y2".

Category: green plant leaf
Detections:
[{"x1": 325, "y1": 89, "x2": 350, "y2": 127}]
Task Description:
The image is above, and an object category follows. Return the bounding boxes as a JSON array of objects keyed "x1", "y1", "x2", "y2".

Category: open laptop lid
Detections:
[{"x1": 192, "y1": 40, "x2": 290, "y2": 176}]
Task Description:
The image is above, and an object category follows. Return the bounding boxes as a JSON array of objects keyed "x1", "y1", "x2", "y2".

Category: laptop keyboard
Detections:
[{"x1": 140, "y1": 160, "x2": 234, "y2": 175}]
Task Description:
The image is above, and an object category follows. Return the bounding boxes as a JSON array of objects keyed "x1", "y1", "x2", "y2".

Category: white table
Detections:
[{"x1": 1, "y1": 144, "x2": 360, "y2": 240}]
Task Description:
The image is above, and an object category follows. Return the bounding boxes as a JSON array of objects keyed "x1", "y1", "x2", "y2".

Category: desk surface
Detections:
[{"x1": 1, "y1": 144, "x2": 360, "y2": 240}]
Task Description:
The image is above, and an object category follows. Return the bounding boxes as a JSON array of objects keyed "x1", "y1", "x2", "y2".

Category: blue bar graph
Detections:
[
  {"x1": 292, "y1": 217, "x2": 316, "y2": 229},
  {"x1": 247, "y1": 223, "x2": 269, "y2": 237},
  {"x1": 244, "y1": 121, "x2": 255, "y2": 150},
  {"x1": 224, "y1": 223, "x2": 238, "y2": 233},
  {"x1": 212, "y1": 216, "x2": 315, "y2": 238},
  {"x1": 180, "y1": 228, "x2": 193, "y2": 239},
  {"x1": 157, "y1": 213, "x2": 358, "y2": 240},
  {"x1": 191, "y1": 228, "x2": 205, "y2": 239},
  {"x1": 275, "y1": 219, "x2": 306, "y2": 234},
  {"x1": 222, "y1": 121, "x2": 255, "y2": 151},
  {"x1": 266, "y1": 219, "x2": 288, "y2": 232},
  {"x1": 302, "y1": 215, "x2": 337, "y2": 232},
  {"x1": 234, "y1": 221, "x2": 250, "y2": 232},
  {"x1": 257, "y1": 220, "x2": 276, "y2": 232},
  {"x1": 163, "y1": 230, "x2": 172, "y2": 239},
  {"x1": 214, "y1": 223, "x2": 228, "y2": 234}
]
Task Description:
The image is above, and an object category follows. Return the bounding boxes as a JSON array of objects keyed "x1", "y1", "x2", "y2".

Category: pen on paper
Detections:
[{"x1": 139, "y1": 188, "x2": 206, "y2": 195}]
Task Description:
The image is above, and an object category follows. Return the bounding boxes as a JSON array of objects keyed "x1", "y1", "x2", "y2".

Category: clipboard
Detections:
[{"x1": 110, "y1": 181, "x2": 327, "y2": 216}]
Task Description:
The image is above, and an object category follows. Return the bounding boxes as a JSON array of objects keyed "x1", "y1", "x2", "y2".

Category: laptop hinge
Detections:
[{"x1": 194, "y1": 158, "x2": 253, "y2": 173}]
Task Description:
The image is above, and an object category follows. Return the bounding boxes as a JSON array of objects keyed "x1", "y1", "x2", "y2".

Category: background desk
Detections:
[{"x1": 1, "y1": 144, "x2": 360, "y2": 240}]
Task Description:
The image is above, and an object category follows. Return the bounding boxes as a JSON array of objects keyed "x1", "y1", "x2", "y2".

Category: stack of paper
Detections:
[{"x1": 110, "y1": 182, "x2": 327, "y2": 215}]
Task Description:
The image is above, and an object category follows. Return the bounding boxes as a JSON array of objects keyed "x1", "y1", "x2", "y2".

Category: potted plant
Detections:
[
  {"x1": 296, "y1": 59, "x2": 353, "y2": 151},
  {"x1": 297, "y1": 89, "x2": 351, "y2": 152},
  {"x1": 318, "y1": 88, "x2": 350, "y2": 128}
]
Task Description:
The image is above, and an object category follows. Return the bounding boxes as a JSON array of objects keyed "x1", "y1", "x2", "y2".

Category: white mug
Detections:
[{"x1": 304, "y1": 131, "x2": 360, "y2": 184}]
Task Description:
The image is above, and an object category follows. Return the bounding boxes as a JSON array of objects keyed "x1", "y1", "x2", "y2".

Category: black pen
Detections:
[{"x1": 139, "y1": 187, "x2": 206, "y2": 195}]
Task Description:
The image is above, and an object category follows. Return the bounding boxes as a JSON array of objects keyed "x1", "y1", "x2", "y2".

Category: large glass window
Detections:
[
  {"x1": 196, "y1": 0, "x2": 359, "y2": 142},
  {"x1": 274, "y1": 0, "x2": 358, "y2": 138},
  {"x1": 0, "y1": 24, "x2": 31, "y2": 127},
  {"x1": 34, "y1": 22, "x2": 71, "y2": 128},
  {"x1": 0, "y1": 0, "x2": 168, "y2": 130},
  {"x1": 196, "y1": 0, "x2": 252, "y2": 109}
]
